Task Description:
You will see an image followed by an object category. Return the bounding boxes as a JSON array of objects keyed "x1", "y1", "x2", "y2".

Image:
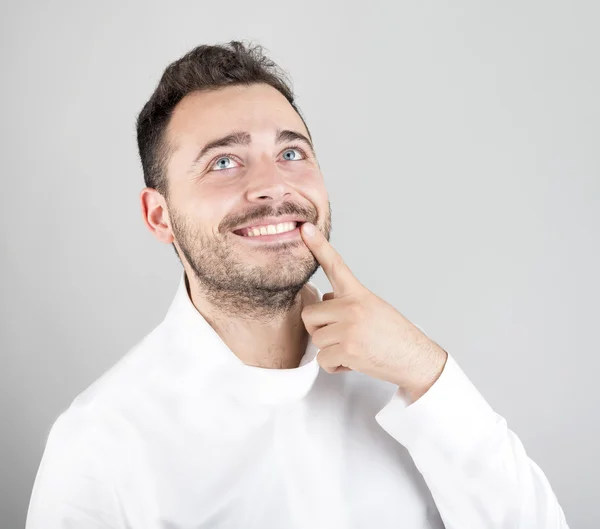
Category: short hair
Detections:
[{"x1": 136, "y1": 40, "x2": 311, "y2": 199}]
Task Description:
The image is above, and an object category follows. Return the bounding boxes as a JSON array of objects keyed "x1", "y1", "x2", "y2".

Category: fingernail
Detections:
[{"x1": 303, "y1": 222, "x2": 316, "y2": 236}]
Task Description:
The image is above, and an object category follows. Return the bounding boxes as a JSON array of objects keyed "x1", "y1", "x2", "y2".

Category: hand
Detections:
[{"x1": 299, "y1": 222, "x2": 448, "y2": 402}]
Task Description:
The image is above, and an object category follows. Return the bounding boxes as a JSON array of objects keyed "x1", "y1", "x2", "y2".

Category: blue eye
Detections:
[
  {"x1": 212, "y1": 156, "x2": 238, "y2": 171},
  {"x1": 210, "y1": 147, "x2": 306, "y2": 172},
  {"x1": 282, "y1": 148, "x2": 304, "y2": 161}
]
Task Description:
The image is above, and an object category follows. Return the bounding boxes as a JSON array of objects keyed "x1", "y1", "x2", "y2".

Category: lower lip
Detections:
[{"x1": 233, "y1": 226, "x2": 302, "y2": 243}]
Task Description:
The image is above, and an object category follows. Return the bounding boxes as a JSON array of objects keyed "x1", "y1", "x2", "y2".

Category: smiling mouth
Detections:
[{"x1": 232, "y1": 221, "x2": 306, "y2": 243}]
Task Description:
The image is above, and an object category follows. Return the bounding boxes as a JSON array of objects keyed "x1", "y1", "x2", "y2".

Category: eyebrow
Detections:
[{"x1": 188, "y1": 128, "x2": 315, "y2": 171}]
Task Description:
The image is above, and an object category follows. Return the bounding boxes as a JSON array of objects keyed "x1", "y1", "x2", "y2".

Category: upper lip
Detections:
[{"x1": 232, "y1": 216, "x2": 307, "y2": 233}]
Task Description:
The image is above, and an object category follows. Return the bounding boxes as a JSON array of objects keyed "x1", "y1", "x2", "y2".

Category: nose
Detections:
[{"x1": 245, "y1": 157, "x2": 292, "y2": 203}]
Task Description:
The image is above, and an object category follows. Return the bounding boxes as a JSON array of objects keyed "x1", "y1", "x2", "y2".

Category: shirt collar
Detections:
[{"x1": 160, "y1": 270, "x2": 323, "y2": 405}]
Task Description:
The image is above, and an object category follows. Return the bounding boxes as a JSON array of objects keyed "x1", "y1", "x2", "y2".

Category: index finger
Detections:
[{"x1": 300, "y1": 222, "x2": 361, "y2": 296}]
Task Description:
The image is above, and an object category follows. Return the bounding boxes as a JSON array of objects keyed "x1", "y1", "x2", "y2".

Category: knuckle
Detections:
[
  {"x1": 312, "y1": 327, "x2": 324, "y2": 346},
  {"x1": 345, "y1": 339, "x2": 358, "y2": 359},
  {"x1": 348, "y1": 300, "x2": 364, "y2": 319},
  {"x1": 331, "y1": 253, "x2": 345, "y2": 275}
]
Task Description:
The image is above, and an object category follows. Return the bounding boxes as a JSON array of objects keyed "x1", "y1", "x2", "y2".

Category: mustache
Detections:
[{"x1": 221, "y1": 202, "x2": 317, "y2": 232}]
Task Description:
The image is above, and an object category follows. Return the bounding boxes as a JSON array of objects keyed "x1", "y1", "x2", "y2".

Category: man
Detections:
[{"x1": 26, "y1": 41, "x2": 569, "y2": 528}]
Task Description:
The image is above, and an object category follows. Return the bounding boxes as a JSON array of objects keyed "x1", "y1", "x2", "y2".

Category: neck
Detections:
[{"x1": 185, "y1": 273, "x2": 314, "y2": 369}]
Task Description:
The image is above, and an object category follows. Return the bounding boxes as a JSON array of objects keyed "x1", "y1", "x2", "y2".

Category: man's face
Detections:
[{"x1": 163, "y1": 83, "x2": 331, "y2": 306}]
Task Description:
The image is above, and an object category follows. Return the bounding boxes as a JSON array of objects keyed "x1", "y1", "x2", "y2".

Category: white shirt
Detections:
[{"x1": 26, "y1": 272, "x2": 570, "y2": 529}]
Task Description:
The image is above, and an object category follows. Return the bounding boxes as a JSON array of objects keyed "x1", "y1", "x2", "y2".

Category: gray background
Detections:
[{"x1": 1, "y1": 1, "x2": 598, "y2": 527}]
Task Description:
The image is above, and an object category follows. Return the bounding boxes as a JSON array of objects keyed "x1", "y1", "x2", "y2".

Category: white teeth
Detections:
[{"x1": 243, "y1": 222, "x2": 297, "y2": 237}]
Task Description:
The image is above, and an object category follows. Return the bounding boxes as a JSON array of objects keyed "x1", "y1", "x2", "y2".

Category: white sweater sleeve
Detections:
[
  {"x1": 25, "y1": 410, "x2": 125, "y2": 529},
  {"x1": 375, "y1": 353, "x2": 570, "y2": 529}
]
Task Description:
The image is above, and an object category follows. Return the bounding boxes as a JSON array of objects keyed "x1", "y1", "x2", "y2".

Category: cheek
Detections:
[
  {"x1": 296, "y1": 172, "x2": 328, "y2": 210},
  {"x1": 171, "y1": 193, "x2": 223, "y2": 236},
  {"x1": 201, "y1": 188, "x2": 241, "y2": 235}
]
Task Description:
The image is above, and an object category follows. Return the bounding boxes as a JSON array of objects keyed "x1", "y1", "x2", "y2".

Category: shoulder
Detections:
[
  {"x1": 43, "y1": 321, "x2": 173, "y2": 453},
  {"x1": 73, "y1": 320, "x2": 171, "y2": 409}
]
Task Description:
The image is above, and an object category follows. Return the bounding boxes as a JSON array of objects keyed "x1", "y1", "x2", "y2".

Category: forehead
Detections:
[{"x1": 166, "y1": 83, "x2": 307, "y2": 147}]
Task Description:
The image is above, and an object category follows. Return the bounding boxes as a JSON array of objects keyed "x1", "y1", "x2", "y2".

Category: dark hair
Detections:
[{"x1": 136, "y1": 40, "x2": 311, "y2": 199}]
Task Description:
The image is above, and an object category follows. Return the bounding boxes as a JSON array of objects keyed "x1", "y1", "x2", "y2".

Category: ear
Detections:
[{"x1": 140, "y1": 187, "x2": 174, "y2": 244}]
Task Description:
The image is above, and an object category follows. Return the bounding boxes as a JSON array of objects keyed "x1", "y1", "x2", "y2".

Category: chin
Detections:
[{"x1": 257, "y1": 261, "x2": 318, "y2": 289}]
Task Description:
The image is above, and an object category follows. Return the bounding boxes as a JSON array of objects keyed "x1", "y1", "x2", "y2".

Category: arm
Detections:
[
  {"x1": 375, "y1": 353, "x2": 570, "y2": 529},
  {"x1": 297, "y1": 223, "x2": 570, "y2": 527}
]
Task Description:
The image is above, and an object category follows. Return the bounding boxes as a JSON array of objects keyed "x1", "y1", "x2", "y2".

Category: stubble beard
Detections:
[{"x1": 169, "y1": 203, "x2": 332, "y2": 319}]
